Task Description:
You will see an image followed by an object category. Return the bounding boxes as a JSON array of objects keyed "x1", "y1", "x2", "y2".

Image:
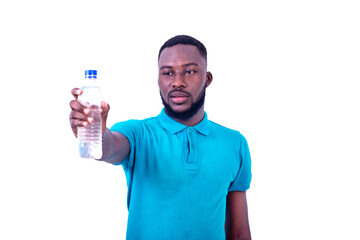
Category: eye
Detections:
[
  {"x1": 185, "y1": 70, "x2": 197, "y2": 75},
  {"x1": 162, "y1": 71, "x2": 174, "y2": 76}
]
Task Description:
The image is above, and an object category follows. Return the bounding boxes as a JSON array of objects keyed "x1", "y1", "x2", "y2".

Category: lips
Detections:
[
  {"x1": 170, "y1": 91, "x2": 189, "y2": 98},
  {"x1": 169, "y1": 91, "x2": 190, "y2": 104}
]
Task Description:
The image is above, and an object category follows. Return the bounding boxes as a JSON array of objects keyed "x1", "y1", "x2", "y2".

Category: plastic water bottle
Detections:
[{"x1": 77, "y1": 70, "x2": 103, "y2": 159}]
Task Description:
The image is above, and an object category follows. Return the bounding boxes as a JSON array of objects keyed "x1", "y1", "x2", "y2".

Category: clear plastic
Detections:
[{"x1": 77, "y1": 70, "x2": 103, "y2": 159}]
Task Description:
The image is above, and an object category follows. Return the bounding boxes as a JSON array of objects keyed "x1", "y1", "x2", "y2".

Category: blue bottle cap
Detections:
[{"x1": 85, "y1": 70, "x2": 97, "y2": 79}]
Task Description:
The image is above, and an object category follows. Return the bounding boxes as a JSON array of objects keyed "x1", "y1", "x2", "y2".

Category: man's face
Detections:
[{"x1": 158, "y1": 44, "x2": 212, "y2": 120}]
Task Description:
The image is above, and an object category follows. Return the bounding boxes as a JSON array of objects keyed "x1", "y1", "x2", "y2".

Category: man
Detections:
[{"x1": 69, "y1": 35, "x2": 252, "y2": 240}]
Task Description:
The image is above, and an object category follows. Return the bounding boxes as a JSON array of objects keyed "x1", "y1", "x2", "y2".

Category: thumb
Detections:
[
  {"x1": 101, "y1": 101, "x2": 110, "y2": 112},
  {"x1": 100, "y1": 101, "x2": 110, "y2": 135}
]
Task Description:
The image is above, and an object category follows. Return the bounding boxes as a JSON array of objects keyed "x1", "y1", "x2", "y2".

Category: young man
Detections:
[{"x1": 69, "y1": 35, "x2": 252, "y2": 240}]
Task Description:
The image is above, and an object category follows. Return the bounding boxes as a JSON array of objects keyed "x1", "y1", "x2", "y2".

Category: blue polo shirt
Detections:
[{"x1": 110, "y1": 109, "x2": 251, "y2": 240}]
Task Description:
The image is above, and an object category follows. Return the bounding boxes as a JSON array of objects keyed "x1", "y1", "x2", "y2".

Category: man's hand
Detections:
[{"x1": 69, "y1": 88, "x2": 110, "y2": 138}]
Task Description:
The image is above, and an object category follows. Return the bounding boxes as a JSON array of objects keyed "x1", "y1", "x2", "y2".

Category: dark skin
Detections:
[
  {"x1": 69, "y1": 44, "x2": 251, "y2": 239},
  {"x1": 69, "y1": 92, "x2": 129, "y2": 164},
  {"x1": 226, "y1": 191, "x2": 252, "y2": 240},
  {"x1": 158, "y1": 44, "x2": 212, "y2": 126}
]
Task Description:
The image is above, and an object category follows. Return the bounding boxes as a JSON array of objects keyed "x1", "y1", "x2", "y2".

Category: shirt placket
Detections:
[{"x1": 185, "y1": 127, "x2": 199, "y2": 171}]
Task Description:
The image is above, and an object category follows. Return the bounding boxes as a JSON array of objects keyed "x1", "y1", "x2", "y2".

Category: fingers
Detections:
[
  {"x1": 69, "y1": 99, "x2": 88, "y2": 113},
  {"x1": 69, "y1": 111, "x2": 93, "y2": 128},
  {"x1": 69, "y1": 109, "x2": 93, "y2": 124},
  {"x1": 70, "y1": 118, "x2": 89, "y2": 128},
  {"x1": 69, "y1": 100, "x2": 93, "y2": 130},
  {"x1": 69, "y1": 89, "x2": 110, "y2": 137},
  {"x1": 71, "y1": 88, "x2": 82, "y2": 100}
]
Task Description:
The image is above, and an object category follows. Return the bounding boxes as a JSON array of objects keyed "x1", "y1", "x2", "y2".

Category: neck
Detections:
[{"x1": 167, "y1": 106, "x2": 205, "y2": 127}]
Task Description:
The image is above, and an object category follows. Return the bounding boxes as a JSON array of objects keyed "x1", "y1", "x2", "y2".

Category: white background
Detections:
[{"x1": 1, "y1": 0, "x2": 359, "y2": 239}]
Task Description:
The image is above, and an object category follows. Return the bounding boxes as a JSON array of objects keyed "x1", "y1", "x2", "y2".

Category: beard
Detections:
[{"x1": 160, "y1": 85, "x2": 206, "y2": 120}]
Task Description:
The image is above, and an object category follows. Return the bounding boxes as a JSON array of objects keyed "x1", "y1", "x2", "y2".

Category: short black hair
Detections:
[{"x1": 158, "y1": 35, "x2": 207, "y2": 63}]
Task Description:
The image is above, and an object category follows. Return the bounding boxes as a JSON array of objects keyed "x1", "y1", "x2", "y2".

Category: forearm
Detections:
[{"x1": 97, "y1": 128, "x2": 129, "y2": 164}]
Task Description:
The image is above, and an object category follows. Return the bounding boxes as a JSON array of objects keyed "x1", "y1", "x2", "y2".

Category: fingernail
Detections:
[
  {"x1": 82, "y1": 122, "x2": 88, "y2": 127},
  {"x1": 76, "y1": 89, "x2": 82, "y2": 95},
  {"x1": 84, "y1": 109, "x2": 90, "y2": 114},
  {"x1": 88, "y1": 117, "x2": 94, "y2": 123}
]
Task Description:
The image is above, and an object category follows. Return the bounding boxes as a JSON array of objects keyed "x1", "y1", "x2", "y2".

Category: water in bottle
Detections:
[{"x1": 77, "y1": 70, "x2": 103, "y2": 159}]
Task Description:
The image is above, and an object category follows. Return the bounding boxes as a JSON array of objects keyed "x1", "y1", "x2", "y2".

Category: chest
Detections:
[{"x1": 133, "y1": 129, "x2": 240, "y2": 191}]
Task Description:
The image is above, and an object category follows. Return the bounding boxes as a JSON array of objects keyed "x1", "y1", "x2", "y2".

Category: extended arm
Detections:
[
  {"x1": 225, "y1": 191, "x2": 251, "y2": 240},
  {"x1": 69, "y1": 88, "x2": 130, "y2": 164},
  {"x1": 100, "y1": 128, "x2": 130, "y2": 164}
]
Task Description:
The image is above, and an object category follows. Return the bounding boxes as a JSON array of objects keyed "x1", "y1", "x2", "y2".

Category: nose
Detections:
[{"x1": 172, "y1": 74, "x2": 186, "y2": 88}]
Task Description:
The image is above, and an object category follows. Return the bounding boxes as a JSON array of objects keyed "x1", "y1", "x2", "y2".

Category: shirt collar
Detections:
[{"x1": 158, "y1": 108, "x2": 211, "y2": 136}]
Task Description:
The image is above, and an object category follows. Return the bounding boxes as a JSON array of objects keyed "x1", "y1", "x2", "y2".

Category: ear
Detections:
[{"x1": 205, "y1": 71, "x2": 213, "y2": 87}]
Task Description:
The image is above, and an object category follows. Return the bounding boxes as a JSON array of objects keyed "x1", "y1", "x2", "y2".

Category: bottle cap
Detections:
[{"x1": 85, "y1": 70, "x2": 97, "y2": 79}]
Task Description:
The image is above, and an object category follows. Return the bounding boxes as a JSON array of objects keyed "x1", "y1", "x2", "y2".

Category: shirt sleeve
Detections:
[{"x1": 228, "y1": 133, "x2": 252, "y2": 192}]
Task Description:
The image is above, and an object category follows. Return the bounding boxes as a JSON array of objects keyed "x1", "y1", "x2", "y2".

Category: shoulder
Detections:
[
  {"x1": 208, "y1": 120, "x2": 247, "y2": 142},
  {"x1": 110, "y1": 116, "x2": 159, "y2": 133}
]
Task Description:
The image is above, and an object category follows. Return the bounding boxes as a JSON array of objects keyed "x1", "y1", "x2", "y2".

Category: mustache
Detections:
[{"x1": 168, "y1": 89, "x2": 191, "y2": 97}]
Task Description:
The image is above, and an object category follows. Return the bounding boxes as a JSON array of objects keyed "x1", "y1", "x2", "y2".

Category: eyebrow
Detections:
[
  {"x1": 183, "y1": 62, "x2": 198, "y2": 67},
  {"x1": 160, "y1": 65, "x2": 173, "y2": 70},
  {"x1": 160, "y1": 62, "x2": 199, "y2": 70}
]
